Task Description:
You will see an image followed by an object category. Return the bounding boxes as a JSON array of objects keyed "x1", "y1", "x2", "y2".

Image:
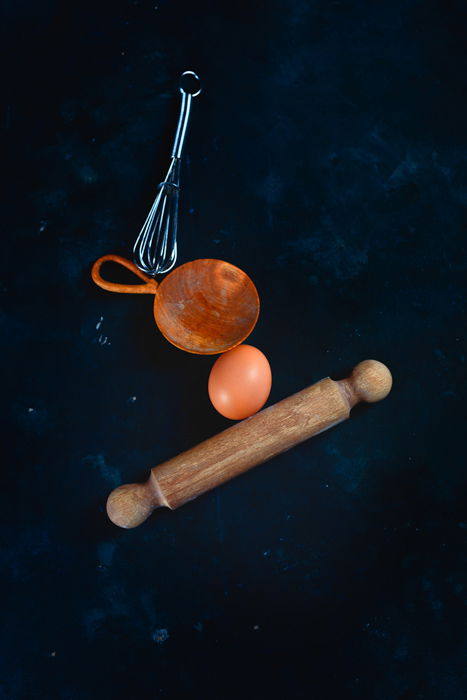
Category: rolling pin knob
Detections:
[
  {"x1": 106, "y1": 476, "x2": 168, "y2": 529},
  {"x1": 339, "y1": 359, "x2": 392, "y2": 408}
]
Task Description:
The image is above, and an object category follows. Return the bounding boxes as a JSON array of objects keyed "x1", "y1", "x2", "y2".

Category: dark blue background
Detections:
[{"x1": 3, "y1": 1, "x2": 467, "y2": 698}]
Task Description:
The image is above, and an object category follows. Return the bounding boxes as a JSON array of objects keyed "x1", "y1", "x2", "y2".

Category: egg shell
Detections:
[{"x1": 208, "y1": 344, "x2": 272, "y2": 420}]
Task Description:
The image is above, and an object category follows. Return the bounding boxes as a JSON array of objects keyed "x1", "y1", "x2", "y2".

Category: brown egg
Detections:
[{"x1": 208, "y1": 344, "x2": 272, "y2": 420}]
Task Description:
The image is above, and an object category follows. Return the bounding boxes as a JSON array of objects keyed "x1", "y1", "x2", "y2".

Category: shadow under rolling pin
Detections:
[{"x1": 107, "y1": 360, "x2": 392, "y2": 528}]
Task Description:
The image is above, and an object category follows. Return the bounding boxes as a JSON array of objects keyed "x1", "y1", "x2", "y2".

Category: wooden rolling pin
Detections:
[{"x1": 107, "y1": 359, "x2": 392, "y2": 528}]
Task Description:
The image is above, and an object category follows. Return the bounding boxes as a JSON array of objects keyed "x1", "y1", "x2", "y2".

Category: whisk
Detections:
[{"x1": 133, "y1": 71, "x2": 202, "y2": 276}]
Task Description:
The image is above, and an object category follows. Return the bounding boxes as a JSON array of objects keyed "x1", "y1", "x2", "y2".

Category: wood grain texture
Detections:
[
  {"x1": 91, "y1": 255, "x2": 259, "y2": 354},
  {"x1": 107, "y1": 360, "x2": 392, "y2": 528},
  {"x1": 154, "y1": 259, "x2": 259, "y2": 354}
]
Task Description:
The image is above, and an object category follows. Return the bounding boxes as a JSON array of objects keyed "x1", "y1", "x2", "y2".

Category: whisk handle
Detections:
[
  {"x1": 91, "y1": 254, "x2": 159, "y2": 295},
  {"x1": 171, "y1": 90, "x2": 192, "y2": 160},
  {"x1": 171, "y1": 71, "x2": 202, "y2": 159}
]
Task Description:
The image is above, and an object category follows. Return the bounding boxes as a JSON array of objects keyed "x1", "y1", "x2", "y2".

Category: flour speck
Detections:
[{"x1": 152, "y1": 628, "x2": 169, "y2": 644}]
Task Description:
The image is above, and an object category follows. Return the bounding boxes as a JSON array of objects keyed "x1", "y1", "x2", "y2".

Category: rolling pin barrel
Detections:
[{"x1": 107, "y1": 360, "x2": 392, "y2": 528}]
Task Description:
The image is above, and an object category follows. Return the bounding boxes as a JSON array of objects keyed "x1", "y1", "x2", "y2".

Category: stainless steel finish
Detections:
[{"x1": 133, "y1": 71, "x2": 202, "y2": 276}]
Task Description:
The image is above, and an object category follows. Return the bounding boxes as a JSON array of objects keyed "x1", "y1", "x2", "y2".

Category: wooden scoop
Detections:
[
  {"x1": 107, "y1": 360, "x2": 392, "y2": 528},
  {"x1": 92, "y1": 254, "x2": 259, "y2": 354}
]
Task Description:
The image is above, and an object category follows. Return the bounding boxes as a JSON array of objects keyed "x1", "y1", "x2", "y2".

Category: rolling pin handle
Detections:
[
  {"x1": 106, "y1": 476, "x2": 169, "y2": 529},
  {"x1": 337, "y1": 359, "x2": 392, "y2": 409}
]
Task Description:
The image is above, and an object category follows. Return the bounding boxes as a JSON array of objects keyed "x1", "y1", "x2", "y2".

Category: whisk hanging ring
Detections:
[{"x1": 179, "y1": 70, "x2": 202, "y2": 97}]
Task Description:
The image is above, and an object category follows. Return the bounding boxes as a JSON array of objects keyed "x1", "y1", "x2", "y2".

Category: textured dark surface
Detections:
[{"x1": 3, "y1": 1, "x2": 467, "y2": 698}]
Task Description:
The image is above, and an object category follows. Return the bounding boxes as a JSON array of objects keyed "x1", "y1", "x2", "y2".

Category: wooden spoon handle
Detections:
[
  {"x1": 91, "y1": 254, "x2": 159, "y2": 294},
  {"x1": 107, "y1": 360, "x2": 392, "y2": 528}
]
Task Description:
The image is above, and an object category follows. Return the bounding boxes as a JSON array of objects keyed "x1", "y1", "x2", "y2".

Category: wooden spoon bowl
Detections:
[
  {"x1": 91, "y1": 255, "x2": 259, "y2": 355},
  {"x1": 154, "y1": 259, "x2": 259, "y2": 353}
]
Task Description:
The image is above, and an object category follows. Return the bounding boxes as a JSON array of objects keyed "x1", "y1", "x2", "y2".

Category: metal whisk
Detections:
[{"x1": 133, "y1": 71, "x2": 202, "y2": 276}]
